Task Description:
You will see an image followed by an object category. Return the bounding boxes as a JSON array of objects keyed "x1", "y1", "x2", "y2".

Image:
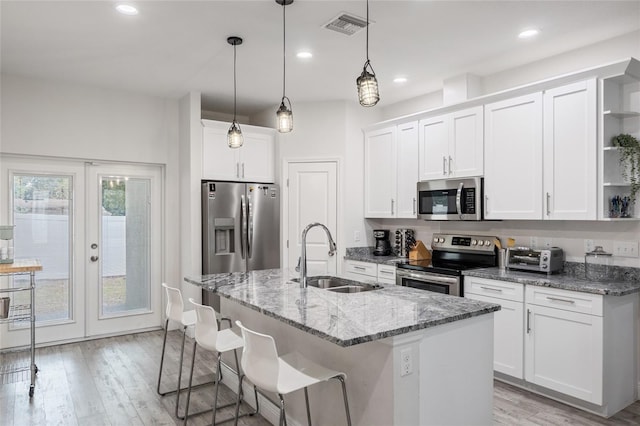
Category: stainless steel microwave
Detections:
[{"x1": 417, "y1": 177, "x2": 483, "y2": 221}]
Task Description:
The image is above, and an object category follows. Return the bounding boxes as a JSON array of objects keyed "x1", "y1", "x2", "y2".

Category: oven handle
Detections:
[
  {"x1": 456, "y1": 182, "x2": 463, "y2": 220},
  {"x1": 397, "y1": 270, "x2": 459, "y2": 285}
]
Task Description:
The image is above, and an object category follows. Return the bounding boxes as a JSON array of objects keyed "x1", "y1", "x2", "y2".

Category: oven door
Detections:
[{"x1": 396, "y1": 269, "x2": 462, "y2": 296}]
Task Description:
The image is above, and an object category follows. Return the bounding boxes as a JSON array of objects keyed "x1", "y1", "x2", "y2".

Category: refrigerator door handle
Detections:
[
  {"x1": 240, "y1": 194, "x2": 246, "y2": 259},
  {"x1": 247, "y1": 197, "x2": 254, "y2": 259}
]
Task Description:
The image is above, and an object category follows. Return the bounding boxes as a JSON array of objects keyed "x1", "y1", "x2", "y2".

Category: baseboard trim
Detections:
[{"x1": 220, "y1": 362, "x2": 302, "y2": 426}]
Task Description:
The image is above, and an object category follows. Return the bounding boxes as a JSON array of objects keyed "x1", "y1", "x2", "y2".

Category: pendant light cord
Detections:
[
  {"x1": 282, "y1": 2, "x2": 286, "y2": 100},
  {"x1": 233, "y1": 42, "x2": 237, "y2": 120},
  {"x1": 365, "y1": 0, "x2": 369, "y2": 62}
]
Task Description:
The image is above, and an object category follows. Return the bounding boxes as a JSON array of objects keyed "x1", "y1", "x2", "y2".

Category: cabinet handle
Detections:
[
  {"x1": 412, "y1": 198, "x2": 416, "y2": 215},
  {"x1": 526, "y1": 309, "x2": 531, "y2": 334},
  {"x1": 242, "y1": 163, "x2": 245, "y2": 178},
  {"x1": 546, "y1": 296, "x2": 575, "y2": 304},
  {"x1": 236, "y1": 163, "x2": 240, "y2": 178},
  {"x1": 485, "y1": 195, "x2": 489, "y2": 215},
  {"x1": 380, "y1": 270, "x2": 394, "y2": 275},
  {"x1": 354, "y1": 266, "x2": 366, "y2": 271},
  {"x1": 442, "y1": 156, "x2": 447, "y2": 175},
  {"x1": 391, "y1": 199, "x2": 395, "y2": 215},
  {"x1": 546, "y1": 192, "x2": 551, "y2": 216},
  {"x1": 448, "y1": 156, "x2": 453, "y2": 175},
  {"x1": 480, "y1": 286, "x2": 503, "y2": 293}
]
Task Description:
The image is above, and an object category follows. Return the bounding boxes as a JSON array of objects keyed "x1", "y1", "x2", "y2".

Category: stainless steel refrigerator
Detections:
[{"x1": 201, "y1": 181, "x2": 280, "y2": 309}]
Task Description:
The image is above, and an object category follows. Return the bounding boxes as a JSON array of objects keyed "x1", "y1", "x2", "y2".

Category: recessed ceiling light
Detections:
[
  {"x1": 116, "y1": 4, "x2": 139, "y2": 15},
  {"x1": 394, "y1": 77, "x2": 408, "y2": 84},
  {"x1": 518, "y1": 28, "x2": 539, "y2": 39},
  {"x1": 296, "y1": 51, "x2": 313, "y2": 59}
]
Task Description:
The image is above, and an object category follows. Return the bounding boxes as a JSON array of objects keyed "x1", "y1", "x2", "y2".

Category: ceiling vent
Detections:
[{"x1": 324, "y1": 13, "x2": 369, "y2": 36}]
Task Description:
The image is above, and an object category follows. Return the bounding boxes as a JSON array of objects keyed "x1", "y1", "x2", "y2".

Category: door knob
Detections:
[{"x1": 90, "y1": 256, "x2": 99, "y2": 262}]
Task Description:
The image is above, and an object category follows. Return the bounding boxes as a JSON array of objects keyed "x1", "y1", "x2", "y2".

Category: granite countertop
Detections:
[
  {"x1": 344, "y1": 247, "x2": 406, "y2": 265},
  {"x1": 185, "y1": 269, "x2": 499, "y2": 347},
  {"x1": 463, "y1": 267, "x2": 640, "y2": 296}
]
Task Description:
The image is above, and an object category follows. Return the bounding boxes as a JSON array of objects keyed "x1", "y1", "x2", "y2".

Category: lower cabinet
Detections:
[
  {"x1": 465, "y1": 276, "x2": 638, "y2": 416},
  {"x1": 344, "y1": 260, "x2": 396, "y2": 284}
]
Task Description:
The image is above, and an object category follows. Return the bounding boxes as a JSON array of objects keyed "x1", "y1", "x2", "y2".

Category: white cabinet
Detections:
[
  {"x1": 465, "y1": 277, "x2": 524, "y2": 379},
  {"x1": 484, "y1": 92, "x2": 543, "y2": 219},
  {"x1": 364, "y1": 122, "x2": 418, "y2": 218},
  {"x1": 524, "y1": 286, "x2": 603, "y2": 404},
  {"x1": 419, "y1": 106, "x2": 483, "y2": 181},
  {"x1": 202, "y1": 119, "x2": 275, "y2": 182},
  {"x1": 344, "y1": 260, "x2": 396, "y2": 284},
  {"x1": 543, "y1": 79, "x2": 597, "y2": 220},
  {"x1": 600, "y1": 63, "x2": 640, "y2": 219}
]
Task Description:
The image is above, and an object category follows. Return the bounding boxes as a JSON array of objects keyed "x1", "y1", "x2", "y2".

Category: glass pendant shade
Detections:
[
  {"x1": 357, "y1": 62, "x2": 380, "y2": 107},
  {"x1": 276, "y1": 98, "x2": 293, "y2": 133},
  {"x1": 227, "y1": 120, "x2": 243, "y2": 148}
]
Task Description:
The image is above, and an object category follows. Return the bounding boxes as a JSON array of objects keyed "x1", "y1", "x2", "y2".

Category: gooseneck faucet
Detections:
[{"x1": 299, "y1": 222, "x2": 337, "y2": 288}]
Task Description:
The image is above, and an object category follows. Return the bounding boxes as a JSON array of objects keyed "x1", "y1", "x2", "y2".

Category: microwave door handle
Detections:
[{"x1": 456, "y1": 182, "x2": 464, "y2": 219}]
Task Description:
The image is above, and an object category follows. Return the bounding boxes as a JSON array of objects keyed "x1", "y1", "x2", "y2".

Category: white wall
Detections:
[
  {"x1": 365, "y1": 31, "x2": 640, "y2": 269},
  {"x1": 0, "y1": 72, "x2": 182, "y2": 296}
]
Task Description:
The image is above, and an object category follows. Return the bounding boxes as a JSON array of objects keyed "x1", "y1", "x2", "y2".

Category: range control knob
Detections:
[
  {"x1": 433, "y1": 237, "x2": 439, "y2": 244},
  {"x1": 478, "y1": 240, "x2": 484, "y2": 246},
  {"x1": 440, "y1": 237, "x2": 445, "y2": 243},
  {"x1": 484, "y1": 240, "x2": 491, "y2": 246},
  {"x1": 471, "y1": 239, "x2": 477, "y2": 245}
]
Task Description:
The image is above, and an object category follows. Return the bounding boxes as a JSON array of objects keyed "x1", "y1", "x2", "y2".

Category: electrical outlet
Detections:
[
  {"x1": 400, "y1": 348, "x2": 413, "y2": 377},
  {"x1": 613, "y1": 241, "x2": 639, "y2": 258},
  {"x1": 354, "y1": 231, "x2": 361, "y2": 243},
  {"x1": 530, "y1": 236, "x2": 538, "y2": 249},
  {"x1": 585, "y1": 239, "x2": 594, "y2": 253}
]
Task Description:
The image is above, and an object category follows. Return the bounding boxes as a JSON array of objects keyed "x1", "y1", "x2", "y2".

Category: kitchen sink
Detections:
[{"x1": 290, "y1": 275, "x2": 382, "y2": 293}]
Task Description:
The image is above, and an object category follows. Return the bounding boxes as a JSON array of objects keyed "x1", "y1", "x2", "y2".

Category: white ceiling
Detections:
[{"x1": 2, "y1": 1, "x2": 639, "y2": 117}]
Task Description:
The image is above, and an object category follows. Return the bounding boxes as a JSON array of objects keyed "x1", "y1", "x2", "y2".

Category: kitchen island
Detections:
[{"x1": 185, "y1": 269, "x2": 500, "y2": 426}]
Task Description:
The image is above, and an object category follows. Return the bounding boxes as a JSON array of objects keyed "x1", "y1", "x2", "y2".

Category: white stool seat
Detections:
[
  {"x1": 199, "y1": 327, "x2": 244, "y2": 354},
  {"x1": 181, "y1": 309, "x2": 196, "y2": 327},
  {"x1": 276, "y1": 352, "x2": 345, "y2": 395}
]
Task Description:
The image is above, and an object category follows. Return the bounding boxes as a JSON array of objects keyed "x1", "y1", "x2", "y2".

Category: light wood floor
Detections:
[{"x1": 1, "y1": 330, "x2": 639, "y2": 425}]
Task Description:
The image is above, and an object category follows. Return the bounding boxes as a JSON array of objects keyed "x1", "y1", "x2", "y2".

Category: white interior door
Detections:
[
  {"x1": 286, "y1": 161, "x2": 338, "y2": 276},
  {"x1": 85, "y1": 163, "x2": 162, "y2": 337},
  {"x1": 0, "y1": 156, "x2": 86, "y2": 348}
]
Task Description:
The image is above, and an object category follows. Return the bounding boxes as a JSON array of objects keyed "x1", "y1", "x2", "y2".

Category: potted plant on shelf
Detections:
[{"x1": 612, "y1": 133, "x2": 640, "y2": 204}]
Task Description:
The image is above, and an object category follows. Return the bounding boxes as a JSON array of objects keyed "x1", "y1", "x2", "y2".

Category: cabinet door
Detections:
[
  {"x1": 377, "y1": 264, "x2": 396, "y2": 285},
  {"x1": 465, "y1": 292, "x2": 524, "y2": 379},
  {"x1": 525, "y1": 304, "x2": 603, "y2": 404},
  {"x1": 396, "y1": 122, "x2": 419, "y2": 218},
  {"x1": 418, "y1": 115, "x2": 449, "y2": 181},
  {"x1": 241, "y1": 129, "x2": 275, "y2": 183},
  {"x1": 484, "y1": 93, "x2": 543, "y2": 219},
  {"x1": 450, "y1": 106, "x2": 484, "y2": 178},
  {"x1": 202, "y1": 123, "x2": 239, "y2": 180},
  {"x1": 543, "y1": 79, "x2": 597, "y2": 220},
  {"x1": 364, "y1": 127, "x2": 397, "y2": 218}
]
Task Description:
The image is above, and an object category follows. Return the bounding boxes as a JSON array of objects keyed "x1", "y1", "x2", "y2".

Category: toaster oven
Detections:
[{"x1": 506, "y1": 247, "x2": 564, "y2": 274}]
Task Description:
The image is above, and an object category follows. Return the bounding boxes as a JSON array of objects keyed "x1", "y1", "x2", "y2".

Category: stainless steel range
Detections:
[{"x1": 395, "y1": 233, "x2": 498, "y2": 296}]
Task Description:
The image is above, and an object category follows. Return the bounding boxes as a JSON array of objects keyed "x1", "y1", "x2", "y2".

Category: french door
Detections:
[{"x1": 0, "y1": 156, "x2": 163, "y2": 348}]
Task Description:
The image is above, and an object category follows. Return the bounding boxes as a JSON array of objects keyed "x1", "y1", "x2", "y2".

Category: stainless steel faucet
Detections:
[{"x1": 299, "y1": 222, "x2": 337, "y2": 288}]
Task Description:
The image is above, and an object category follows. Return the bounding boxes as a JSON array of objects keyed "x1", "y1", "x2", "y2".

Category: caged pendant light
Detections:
[
  {"x1": 227, "y1": 36, "x2": 244, "y2": 148},
  {"x1": 276, "y1": 0, "x2": 293, "y2": 133},
  {"x1": 356, "y1": 0, "x2": 380, "y2": 107}
]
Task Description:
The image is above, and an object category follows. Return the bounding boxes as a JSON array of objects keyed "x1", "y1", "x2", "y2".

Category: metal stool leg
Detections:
[
  {"x1": 303, "y1": 387, "x2": 312, "y2": 426},
  {"x1": 182, "y1": 340, "x2": 198, "y2": 425},
  {"x1": 156, "y1": 319, "x2": 170, "y2": 395},
  {"x1": 211, "y1": 353, "x2": 222, "y2": 426},
  {"x1": 335, "y1": 376, "x2": 352, "y2": 426},
  {"x1": 278, "y1": 393, "x2": 287, "y2": 426},
  {"x1": 174, "y1": 324, "x2": 188, "y2": 416}
]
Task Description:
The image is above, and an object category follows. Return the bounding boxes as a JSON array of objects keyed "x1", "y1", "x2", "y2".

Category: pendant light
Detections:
[
  {"x1": 227, "y1": 36, "x2": 244, "y2": 148},
  {"x1": 276, "y1": 0, "x2": 293, "y2": 133},
  {"x1": 356, "y1": 0, "x2": 380, "y2": 107}
]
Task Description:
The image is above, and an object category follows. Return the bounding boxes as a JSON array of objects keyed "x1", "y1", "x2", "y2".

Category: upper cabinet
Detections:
[
  {"x1": 600, "y1": 65, "x2": 640, "y2": 219},
  {"x1": 484, "y1": 92, "x2": 543, "y2": 220},
  {"x1": 543, "y1": 79, "x2": 597, "y2": 220},
  {"x1": 484, "y1": 80, "x2": 597, "y2": 220},
  {"x1": 202, "y1": 119, "x2": 276, "y2": 183},
  {"x1": 419, "y1": 106, "x2": 483, "y2": 181},
  {"x1": 364, "y1": 122, "x2": 419, "y2": 218}
]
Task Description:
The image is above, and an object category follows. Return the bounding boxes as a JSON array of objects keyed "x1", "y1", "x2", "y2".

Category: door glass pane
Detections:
[
  {"x1": 101, "y1": 176, "x2": 150, "y2": 316},
  {"x1": 11, "y1": 174, "x2": 72, "y2": 323}
]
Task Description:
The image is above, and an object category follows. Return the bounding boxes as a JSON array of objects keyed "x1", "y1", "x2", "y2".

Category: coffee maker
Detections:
[{"x1": 373, "y1": 229, "x2": 392, "y2": 256}]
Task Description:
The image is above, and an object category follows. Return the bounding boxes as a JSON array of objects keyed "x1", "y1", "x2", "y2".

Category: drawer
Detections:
[
  {"x1": 465, "y1": 277, "x2": 524, "y2": 302},
  {"x1": 345, "y1": 260, "x2": 377, "y2": 278},
  {"x1": 377, "y1": 264, "x2": 396, "y2": 285},
  {"x1": 525, "y1": 286, "x2": 603, "y2": 316}
]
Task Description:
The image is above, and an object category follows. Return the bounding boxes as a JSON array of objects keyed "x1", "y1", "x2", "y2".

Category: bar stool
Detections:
[
  {"x1": 183, "y1": 299, "x2": 258, "y2": 425},
  {"x1": 234, "y1": 321, "x2": 351, "y2": 426},
  {"x1": 157, "y1": 283, "x2": 223, "y2": 419}
]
